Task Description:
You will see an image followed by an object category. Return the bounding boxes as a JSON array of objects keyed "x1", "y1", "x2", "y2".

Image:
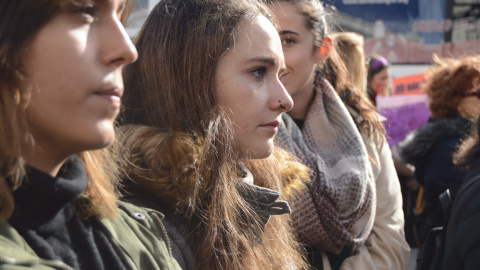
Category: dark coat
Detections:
[
  {"x1": 399, "y1": 116, "x2": 471, "y2": 240},
  {"x1": 443, "y1": 166, "x2": 480, "y2": 270}
]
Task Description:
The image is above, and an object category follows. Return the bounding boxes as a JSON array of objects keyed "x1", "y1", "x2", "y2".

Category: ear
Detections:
[{"x1": 316, "y1": 36, "x2": 332, "y2": 64}]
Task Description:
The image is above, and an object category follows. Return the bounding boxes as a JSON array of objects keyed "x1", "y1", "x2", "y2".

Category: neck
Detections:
[
  {"x1": 28, "y1": 146, "x2": 68, "y2": 177},
  {"x1": 287, "y1": 79, "x2": 315, "y2": 120}
]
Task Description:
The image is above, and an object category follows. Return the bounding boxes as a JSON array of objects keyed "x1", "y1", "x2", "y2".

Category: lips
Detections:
[
  {"x1": 94, "y1": 86, "x2": 123, "y2": 107},
  {"x1": 261, "y1": 120, "x2": 280, "y2": 128},
  {"x1": 260, "y1": 120, "x2": 281, "y2": 134}
]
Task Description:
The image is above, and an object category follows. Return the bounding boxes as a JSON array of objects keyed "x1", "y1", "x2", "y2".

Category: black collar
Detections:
[{"x1": 12, "y1": 156, "x2": 87, "y2": 230}]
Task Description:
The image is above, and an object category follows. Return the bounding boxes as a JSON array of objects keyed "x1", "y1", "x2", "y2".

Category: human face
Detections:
[
  {"x1": 216, "y1": 15, "x2": 293, "y2": 159},
  {"x1": 370, "y1": 68, "x2": 390, "y2": 95},
  {"x1": 458, "y1": 84, "x2": 480, "y2": 119},
  {"x1": 23, "y1": 0, "x2": 137, "y2": 173},
  {"x1": 268, "y1": 2, "x2": 319, "y2": 103}
]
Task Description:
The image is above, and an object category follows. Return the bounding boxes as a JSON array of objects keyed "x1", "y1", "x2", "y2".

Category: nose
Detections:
[
  {"x1": 102, "y1": 15, "x2": 138, "y2": 67},
  {"x1": 271, "y1": 79, "x2": 293, "y2": 112}
]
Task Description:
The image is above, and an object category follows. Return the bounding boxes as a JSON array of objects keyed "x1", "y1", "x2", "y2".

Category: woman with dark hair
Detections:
[
  {"x1": 266, "y1": 0, "x2": 409, "y2": 269},
  {"x1": 400, "y1": 54, "x2": 480, "y2": 246},
  {"x1": 117, "y1": 0, "x2": 309, "y2": 269},
  {"x1": 0, "y1": 0, "x2": 181, "y2": 269},
  {"x1": 366, "y1": 54, "x2": 390, "y2": 106},
  {"x1": 444, "y1": 110, "x2": 480, "y2": 269}
]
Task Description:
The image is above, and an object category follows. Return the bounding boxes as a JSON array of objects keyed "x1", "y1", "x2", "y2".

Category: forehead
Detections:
[
  {"x1": 268, "y1": 2, "x2": 307, "y2": 32},
  {"x1": 229, "y1": 15, "x2": 284, "y2": 65}
]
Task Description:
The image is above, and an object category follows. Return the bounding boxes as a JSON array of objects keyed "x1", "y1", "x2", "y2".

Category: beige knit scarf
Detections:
[{"x1": 276, "y1": 75, "x2": 376, "y2": 254}]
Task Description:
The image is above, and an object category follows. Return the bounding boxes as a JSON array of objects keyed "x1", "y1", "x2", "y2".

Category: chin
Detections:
[
  {"x1": 87, "y1": 127, "x2": 116, "y2": 150},
  {"x1": 248, "y1": 145, "x2": 274, "y2": 159}
]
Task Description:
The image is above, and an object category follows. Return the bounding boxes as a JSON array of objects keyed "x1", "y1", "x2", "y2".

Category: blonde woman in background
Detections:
[{"x1": 332, "y1": 32, "x2": 367, "y2": 95}]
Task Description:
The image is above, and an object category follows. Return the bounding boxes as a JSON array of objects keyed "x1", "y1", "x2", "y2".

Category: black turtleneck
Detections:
[{"x1": 9, "y1": 157, "x2": 126, "y2": 270}]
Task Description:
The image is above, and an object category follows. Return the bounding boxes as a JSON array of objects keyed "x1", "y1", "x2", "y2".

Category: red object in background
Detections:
[{"x1": 392, "y1": 74, "x2": 426, "y2": 96}]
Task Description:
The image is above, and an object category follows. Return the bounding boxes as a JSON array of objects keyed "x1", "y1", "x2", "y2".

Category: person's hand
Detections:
[{"x1": 406, "y1": 177, "x2": 419, "y2": 192}]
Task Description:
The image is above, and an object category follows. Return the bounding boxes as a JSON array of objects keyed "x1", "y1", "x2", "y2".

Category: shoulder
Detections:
[
  {"x1": 0, "y1": 219, "x2": 67, "y2": 269},
  {"x1": 98, "y1": 201, "x2": 182, "y2": 270},
  {"x1": 444, "y1": 171, "x2": 480, "y2": 268}
]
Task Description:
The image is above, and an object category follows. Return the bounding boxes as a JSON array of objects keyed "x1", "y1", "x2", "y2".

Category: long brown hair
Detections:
[
  {"x1": 0, "y1": 0, "x2": 132, "y2": 220},
  {"x1": 455, "y1": 116, "x2": 480, "y2": 170},
  {"x1": 118, "y1": 0, "x2": 308, "y2": 269},
  {"x1": 321, "y1": 41, "x2": 385, "y2": 137}
]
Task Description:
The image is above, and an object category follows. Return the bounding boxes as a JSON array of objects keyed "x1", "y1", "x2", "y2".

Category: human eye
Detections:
[
  {"x1": 281, "y1": 37, "x2": 296, "y2": 46},
  {"x1": 73, "y1": 4, "x2": 98, "y2": 23},
  {"x1": 251, "y1": 66, "x2": 267, "y2": 79}
]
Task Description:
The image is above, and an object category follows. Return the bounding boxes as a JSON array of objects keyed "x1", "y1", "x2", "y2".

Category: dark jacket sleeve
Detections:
[
  {"x1": 444, "y1": 176, "x2": 480, "y2": 270},
  {"x1": 422, "y1": 137, "x2": 466, "y2": 205}
]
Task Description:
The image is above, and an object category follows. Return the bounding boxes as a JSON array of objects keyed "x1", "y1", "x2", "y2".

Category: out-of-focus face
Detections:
[
  {"x1": 23, "y1": 0, "x2": 138, "y2": 171},
  {"x1": 215, "y1": 15, "x2": 293, "y2": 159},
  {"x1": 458, "y1": 82, "x2": 480, "y2": 119},
  {"x1": 370, "y1": 68, "x2": 390, "y2": 95},
  {"x1": 267, "y1": 2, "x2": 319, "y2": 100}
]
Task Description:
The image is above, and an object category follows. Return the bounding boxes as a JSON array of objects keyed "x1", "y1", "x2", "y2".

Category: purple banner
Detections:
[{"x1": 377, "y1": 95, "x2": 431, "y2": 147}]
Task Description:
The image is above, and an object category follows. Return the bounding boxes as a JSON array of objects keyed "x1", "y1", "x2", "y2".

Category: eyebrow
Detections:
[
  {"x1": 244, "y1": 56, "x2": 277, "y2": 65},
  {"x1": 243, "y1": 56, "x2": 287, "y2": 73},
  {"x1": 279, "y1": 30, "x2": 300, "y2": 36}
]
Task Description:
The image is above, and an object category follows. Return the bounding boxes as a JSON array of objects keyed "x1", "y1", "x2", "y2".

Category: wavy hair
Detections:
[
  {"x1": 118, "y1": 0, "x2": 308, "y2": 269},
  {"x1": 0, "y1": 0, "x2": 133, "y2": 219},
  {"x1": 426, "y1": 54, "x2": 480, "y2": 119},
  {"x1": 322, "y1": 38, "x2": 385, "y2": 138}
]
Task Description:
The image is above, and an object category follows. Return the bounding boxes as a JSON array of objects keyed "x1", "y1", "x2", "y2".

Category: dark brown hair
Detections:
[
  {"x1": 119, "y1": 0, "x2": 308, "y2": 269},
  {"x1": 454, "y1": 116, "x2": 480, "y2": 170}
]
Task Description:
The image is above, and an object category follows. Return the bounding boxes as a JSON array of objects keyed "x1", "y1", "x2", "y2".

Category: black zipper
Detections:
[{"x1": 150, "y1": 211, "x2": 174, "y2": 258}]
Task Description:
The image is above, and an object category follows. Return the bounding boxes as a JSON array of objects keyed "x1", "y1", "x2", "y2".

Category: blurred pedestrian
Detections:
[
  {"x1": 366, "y1": 54, "x2": 391, "y2": 106},
  {"x1": 444, "y1": 113, "x2": 480, "y2": 269},
  {"x1": 399, "y1": 54, "x2": 480, "y2": 246},
  {"x1": 332, "y1": 32, "x2": 367, "y2": 94}
]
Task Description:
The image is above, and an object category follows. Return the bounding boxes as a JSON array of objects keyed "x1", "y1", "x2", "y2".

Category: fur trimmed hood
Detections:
[
  {"x1": 116, "y1": 124, "x2": 309, "y2": 207},
  {"x1": 399, "y1": 116, "x2": 471, "y2": 165}
]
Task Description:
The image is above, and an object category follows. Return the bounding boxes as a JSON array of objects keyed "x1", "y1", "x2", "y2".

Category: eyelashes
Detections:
[
  {"x1": 250, "y1": 66, "x2": 288, "y2": 81},
  {"x1": 251, "y1": 66, "x2": 267, "y2": 79}
]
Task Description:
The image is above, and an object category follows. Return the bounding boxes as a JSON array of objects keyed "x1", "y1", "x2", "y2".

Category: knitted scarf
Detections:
[{"x1": 276, "y1": 75, "x2": 376, "y2": 254}]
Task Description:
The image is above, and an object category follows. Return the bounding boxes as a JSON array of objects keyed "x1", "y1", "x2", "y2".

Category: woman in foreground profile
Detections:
[{"x1": 0, "y1": 1, "x2": 181, "y2": 269}]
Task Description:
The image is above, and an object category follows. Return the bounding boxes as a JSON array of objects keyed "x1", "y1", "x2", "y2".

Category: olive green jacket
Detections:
[{"x1": 0, "y1": 201, "x2": 182, "y2": 270}]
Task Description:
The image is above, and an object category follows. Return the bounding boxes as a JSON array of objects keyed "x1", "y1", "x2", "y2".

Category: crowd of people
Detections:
[{"x1": 1, "y1": 0, "x2": 480, "y2": 269}]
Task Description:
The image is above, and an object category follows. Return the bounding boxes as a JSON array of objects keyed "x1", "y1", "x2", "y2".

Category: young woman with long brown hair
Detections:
[
  {"x1": 0, "y1": 1, "x2": 180, "y2": 269},
  {"x1": 117, "y1": 0, "x2": 309, "y2": 269},
  {"x1": 266, "y1": 0, "x2": 410, "y2": 269}
]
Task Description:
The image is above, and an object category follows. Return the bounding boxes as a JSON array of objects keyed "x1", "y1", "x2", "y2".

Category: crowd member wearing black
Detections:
[
  {"x1": 400, "y1": 55, "x2": 480, "y2": 245},
  {"x1": 444, "y1": 114, "x2": 480, "y2": 269}
]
